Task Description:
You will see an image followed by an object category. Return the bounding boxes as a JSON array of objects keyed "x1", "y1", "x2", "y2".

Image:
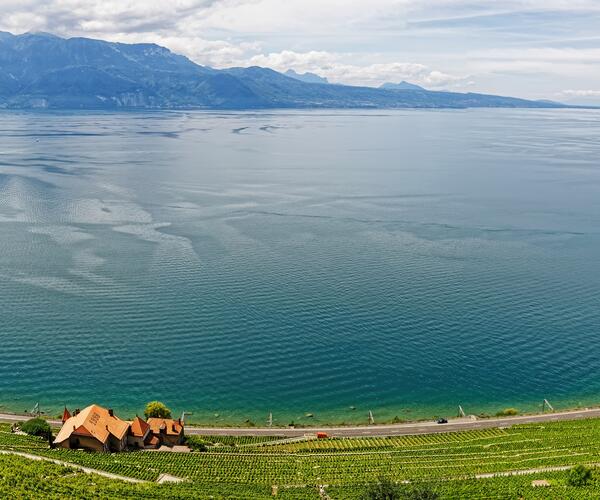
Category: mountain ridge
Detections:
[
  {"x1": 0, "y1": 31, "x2": 576, "y2": 110},
  {"x1": 380, "y1": 81, "x2": 426, "y2": 91},
  {"x1": 285, "y1": 69, "x2": 329, "y2": 85}
]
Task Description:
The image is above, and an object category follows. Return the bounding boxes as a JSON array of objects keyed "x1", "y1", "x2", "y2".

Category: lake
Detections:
[{"x1": 1, "y1": 108, "x2": 599, "y2": 425}]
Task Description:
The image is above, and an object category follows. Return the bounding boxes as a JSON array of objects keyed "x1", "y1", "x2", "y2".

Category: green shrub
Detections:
[
  {"x1": 21, "y1": 417, "x2": 51, "y2": 437},
  {"x1": 401, "y1": 485, "x2": 439, "y2": 500},
  {"x1": 144, "y1": 401, "x2": 172, "y2": 419},
  {"x1": 185, "y1": 435, "x2": 208, "y2": 452},
  {"x1": 496, "y1": 408, "x2": 519, "y2": 417},
  {"x1": 362, "y1": 477, "x2": 401, "y2": 499},
  {"x1": 567, "y1": 465, "x2": 592, "y2": 487},
  {"x1": 362, "y1": 479, "x2": 439, "y2": 500}
]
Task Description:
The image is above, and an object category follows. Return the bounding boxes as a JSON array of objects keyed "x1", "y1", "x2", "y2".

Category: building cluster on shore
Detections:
[{"x1": 53, "y1": 404, "x2": 184, "y2": 452}]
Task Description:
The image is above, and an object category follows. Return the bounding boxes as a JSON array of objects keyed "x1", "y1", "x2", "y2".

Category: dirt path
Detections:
[
  {"x1": 1, "y1": 447, "x2": 598, "y2": 488},
  {"x1": 0, "y1": 449, "x2": 146, "y2": 483},
  {"x1": 473, "y1": 463, "x2": 600, "y2": 479}
]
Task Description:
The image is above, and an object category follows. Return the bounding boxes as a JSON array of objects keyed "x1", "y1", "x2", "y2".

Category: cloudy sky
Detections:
[{"x1": 2, "y1": 0, "x2": 600, "y2": 102}]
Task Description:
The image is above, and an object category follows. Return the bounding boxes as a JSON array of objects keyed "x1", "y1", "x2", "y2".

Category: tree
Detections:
[
  {"x1": 144, "y1": 401, "x2": 172, "y2": 419},
  {"x1": 362, "y1": 479, "x2": 439, "y2": 500},
  {"x1": 363, "y1": 477, "x2": 401, "y2": 500},
  {"x1": 567, "y1": 465, "x2": 592, "y2": 487},
  {"x1": 495, "y1": 408, "x2": 519, "y2": 417},
  {"x1": 21, "y1": 417, "x2": 52, "y2": 438},
  {"x1": 185, "y1": 435, "x2": 209, "y2": 452},
  {"x1": 402, "y1": 486, "x2": 439, "y2": 500}
]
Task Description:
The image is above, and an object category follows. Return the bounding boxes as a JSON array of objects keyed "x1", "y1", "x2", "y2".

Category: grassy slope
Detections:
[{"x1": 3, "y1": 419, "x2": 600, "y2": 498}]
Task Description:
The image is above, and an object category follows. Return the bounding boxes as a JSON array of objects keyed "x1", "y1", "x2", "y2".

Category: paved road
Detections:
[
  {"x1": 183, "y1": 407, "x2": 600, "y2": 437},
  {"x1": 3, "y1": 407, "x2": 599, "y2": 438}
]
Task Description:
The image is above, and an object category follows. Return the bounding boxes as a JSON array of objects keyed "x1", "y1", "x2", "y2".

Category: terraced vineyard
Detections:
[
  {"x1": 197, "y1": 435, "x2": 285, "y2": 446},
  {"x1": 3, "y1": 419, "x2": 600, "y2": 498}
]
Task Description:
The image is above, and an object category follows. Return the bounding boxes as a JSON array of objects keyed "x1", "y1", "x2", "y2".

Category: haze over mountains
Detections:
[
  {"x1": 284, "y1": 69, "x2": 329, "y2": 85},
  {"x1": 0, "y1": 32, "x2": 571, "y2": 110}
]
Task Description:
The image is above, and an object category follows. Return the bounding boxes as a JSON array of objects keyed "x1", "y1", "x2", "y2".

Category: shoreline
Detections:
[
  {"x1": 2, "y1": 405, "x2": 600, "y2": 437},
  {"x1": 2, "y1": 393, "x2": 596, "y2": 429}
]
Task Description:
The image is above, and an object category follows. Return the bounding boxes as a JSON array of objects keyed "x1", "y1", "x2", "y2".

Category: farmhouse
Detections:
[
  {"x1": 54, "y1": 404, "x2": 129, "y2": 452},
  {"x1": 54, "y1": 404, "x2": 185, "y2": 452},
  {"x1": 147, "y1": 417, "x2": 185, "y2": 446},
  {"x1": 128, "y1": 415, "x2": 159, "y2": 449}
]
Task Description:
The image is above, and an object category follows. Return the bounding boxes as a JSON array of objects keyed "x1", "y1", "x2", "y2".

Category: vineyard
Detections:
[{"x1": 3, "y1": 418, "x2": 600, "y2": 498}]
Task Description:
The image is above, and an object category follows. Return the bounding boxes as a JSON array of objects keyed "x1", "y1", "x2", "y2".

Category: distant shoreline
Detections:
[{"x1": 0, "y1": 104, "x2": 598, "y2": 112}]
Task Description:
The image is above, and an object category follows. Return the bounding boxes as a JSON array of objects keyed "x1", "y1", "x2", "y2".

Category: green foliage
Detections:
[
  {"x1": 21, "y1": 417, "x2": 52, "y2": 437},
  {"x1": 5, "y1": 419, "x2": 600, "y2": 498},
  {"x1": 0, "y1": 453, "x2": 286, "y2": 499},
  {"x1": 400, "y1": 485, "x2": 439, "y2": 500},
  {"x1": 188, "y1": 434, "x2": 281, "y2": 447},
  {"x1": 362, "y1": 477, "x2": 401, "y2": 499},
  {"x1": 496, "y1": 407, "x2": 519, "y2": 416},
  {"x1": 362, "y1": 480, "x2": 439, "y2": 500},
  {"x1": 185, "y1": 435, "x2": 208, "y2": 452},
  {"x1": 144, "y1": 401, "x2": 171, "y2": 419},
  {"x1": 5, "y1": 420, "x2": 600, "y2": 486},
  {"x1": 567, "y1": 464, "x2": 593, "y2": 487}
]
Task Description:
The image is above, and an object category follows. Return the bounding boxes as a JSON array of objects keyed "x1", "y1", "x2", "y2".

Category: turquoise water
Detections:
[{"x1": 1, "y1": 109, "x2": 600, "y2": 425}]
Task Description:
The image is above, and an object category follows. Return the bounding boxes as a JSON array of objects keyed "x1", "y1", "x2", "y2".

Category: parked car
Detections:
[{"x1": 436, "y1": 418, "x2": 448, "y2": 424}]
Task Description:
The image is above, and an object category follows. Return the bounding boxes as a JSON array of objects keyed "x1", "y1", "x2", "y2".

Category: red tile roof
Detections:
[
  {"x1": 147, "y1": 418, "x2": 184, "y2": 436},
  {"x1": 54, "y1": 404, "x2": 129, "y2": 445},
  {"x1": 62, "y1": 407, "x2": 71, "y2": 423},
  {"x1": 129, "y1": 416, "x2": 150, "y2": 438}
]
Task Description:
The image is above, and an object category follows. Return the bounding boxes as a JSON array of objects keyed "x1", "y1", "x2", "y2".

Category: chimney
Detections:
[{"x1": 108, "y1": 409, "x2": 114, "y2": 417}]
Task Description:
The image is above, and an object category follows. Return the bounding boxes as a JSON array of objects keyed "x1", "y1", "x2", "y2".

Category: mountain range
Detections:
[
  {"x1": 285, "y1": 69, "x2": 330, "y2": 85},
  {"x1": 0, "y1": 32, "x2": 572, "y2": 110}
]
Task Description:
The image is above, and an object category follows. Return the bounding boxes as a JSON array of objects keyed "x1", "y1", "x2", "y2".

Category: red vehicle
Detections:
[{"x1": 316, "y1": 432, "x2": 328, "y2": 439}]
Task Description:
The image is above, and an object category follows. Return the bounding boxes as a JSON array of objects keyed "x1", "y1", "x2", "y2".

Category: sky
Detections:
[{"x1": 2, "y1": 0, "x2": 600, "y2": 102}]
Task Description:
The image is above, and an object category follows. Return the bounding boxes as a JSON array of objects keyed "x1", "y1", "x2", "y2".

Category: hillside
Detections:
[
  {"x1": 2, "y1": 418, "x2": 600, "y2": 498},
  {"x1": 0, "y1": 32, "x2": 570, "y2": 110}
]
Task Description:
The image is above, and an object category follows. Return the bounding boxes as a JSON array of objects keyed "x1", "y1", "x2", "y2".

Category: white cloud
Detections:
[
  {"x1": 562, "y1": 89, "x2": 600, "y2": 97},
  {"x1": 0, "y1": 0, "x2": 471, "y2": 89},
  {"x1": 1, "y1": 1, "x2": 600, "y2": 95},
  {"x1": 462, "y1": 48, "x2": 600, "y2": 83},
  {"x1": 245, "y1": 50, "x2": 469, "y2": 88},
  {"x1": 472, "y1": 47, "x2": 600, "y2": 65}
]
